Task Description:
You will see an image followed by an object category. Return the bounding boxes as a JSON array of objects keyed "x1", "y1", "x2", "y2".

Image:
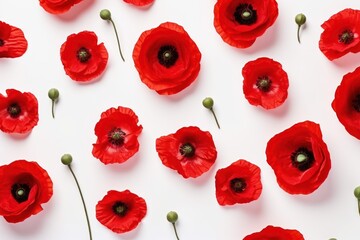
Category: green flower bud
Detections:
[
  {"x1": 100, "y1": 9, "x2": 111, "y2": 20},
  {"x1": 167, "y1": 211, "x2": 178, "y2": 223},
  {"x1": 61, "y1": 154, "x2": 73, "y2": 165},
  {"x1": 202, "y1": 97, "x2": 214, "y2": 109},
  {"x1": 295, "y1": 13, "x2": 306, "y2": 26},
  {"x1": 354, "y1": 186, "x2": 360, "y2": 199},
  {"x1": 48, "y1": 88, "x2": 59, "y2": 101}
]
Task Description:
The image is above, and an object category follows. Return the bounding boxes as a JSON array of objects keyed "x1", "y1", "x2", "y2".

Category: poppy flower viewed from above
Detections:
[
  {"x1": 92, "y1": 106, "x2": 143, "y2": 165},
  {"x1": 243, "y1": 225, "x2": 304, "y2": 240},
  {"x1": 0, "y1": 21, "x2": 27, "y2": 58},
  {"x1": 0, "y1": 160, "x2": 53, "y2": 223},
  {"x1": 123, "y1": 0, "x2": 154, "y2": 6},
  {"x1": 215, "y1": 159, "x2": 262, "y2": 206},
  {"x1": 319, "y1": 8, "x2": 360, "y2": 61},
  {"x1": 60, "y1": 31, "x2": 108, "y2": 82},
  {"x1": 242, "y1": 57, "x2": 289, "y2": 109},
  {"x1": 96, "y1": 190, "x2": 147, "y2": 234},
  {"x1": 156, "y1": 126, "x2": 217, "y2": 178},
  {"x1": 0, "y1": 89, "x2": 39, "y2": 134},
  {"x1": 214, "y1": 0, "x2": 278, "y2": 48},
  {"x1": 266, "y1": 121, "x2": 331, "y2": 195},
  {"x1": 133, "y1": 22, "x2": 201, "y2": 95},
  {"x1": 332, "y1": 66, "x2": 360, "y2": 140},
  {"x1": 39, "y1": 0, "x2": 83, "y2": 14}
]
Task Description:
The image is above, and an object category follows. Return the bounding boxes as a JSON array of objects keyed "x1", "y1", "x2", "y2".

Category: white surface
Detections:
[{"x1": 1, "y1": 0, "x2": 360, "y2": 239}]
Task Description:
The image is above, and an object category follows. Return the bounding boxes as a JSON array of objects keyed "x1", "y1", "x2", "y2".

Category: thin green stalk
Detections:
[
  {"x1": 172, "y1": 223, "x2": 180, "y2": 240},
  {"x1": 51, "y1": 101, "x2": 55, "y2": 118},
  {"x1": 110, "y1": 19, "x2": 125, "y2": 62},
  {"x1": 297, "y1": 25, "x2": 301, "y2": 43},
  {"x1": 210, "y1": 108, "x2": 220, "y2": 129}
]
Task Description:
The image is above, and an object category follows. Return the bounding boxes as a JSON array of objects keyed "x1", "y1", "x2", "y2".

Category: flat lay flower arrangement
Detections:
[{"x1": 1, "y1": 0, "x2": 360, "y2": 239}]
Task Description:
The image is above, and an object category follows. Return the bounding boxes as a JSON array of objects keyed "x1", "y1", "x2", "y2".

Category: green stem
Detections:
[
  {"x1": 68, "y1": 165, "x2": 92, "y2": 240},
  {"x1": 51, "y1": 100, "x2": 55, "y2": 119},
  {"x1": 297, "y1": 25, "x2": 301, "y2": 43},
  {"x1": 358, "y1": 199, "x2": 360, "y2": 215},
  {"x1": 210, "y1": 108, "x2": 220, "y2": 129},
  {"x1": 109, "y1": 18, "x2": 125, "y2": 62},
  {"x1": 172, "y1": 223, "x2": 180, "y2": 240}
]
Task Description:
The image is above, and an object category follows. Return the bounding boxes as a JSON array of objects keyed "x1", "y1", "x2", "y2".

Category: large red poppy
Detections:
[
  {"x1": 0, "y1": 21, "x2": 27, "y2": 58},
  {"x1": 319, "y1": 8, "x2": 360, "y2": 61},
  {"x1": 214, "y1": 0, "x2": 278, "y2": 48},
  {"x1": 243, "y1": 225, "x2": 304, "y2": 240},
  {"x1": 156, "y1": 126, "x2": 217, "y2": 178},
  {"x1": 92, "y1": 106, "x2": 143, "y2": 164},
  {"x1": 123, "y1": 0, "x2": 154, "y2": 6},
  {"x1": 39, "y1": 0, "x2": 83, "y2": 14},
  {"x1": 60, "y1": 31, "x2": 108, "y2": 82},
  {"x1": 266, "y1": 121, "x2": 331, "y2": 194},
  {"x1": 332, "y1": 66, "x2": 360, "y2": 139},
  {"x1": 0, "y1": 89, "x2": 39, "y2": 134},
  {"x1": 0, "y1": 160, "x2": 53, "y2": 223},
  {"x1": 96, "y1": 190, "x2": 147, "y2": 234},
  {"x1": 133, "y1": 22, "x2": 201, "y2": 95},
  {"x1": 215, "y1": 159, "x2": 262, "y2": 206},
  {"x1": 242, "y1": 57, "x2": 289, "y2": 109}
]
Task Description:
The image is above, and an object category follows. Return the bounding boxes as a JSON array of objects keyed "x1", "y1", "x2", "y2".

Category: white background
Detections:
[{"x1": 1, "y1": 0, "x2": 360, "y2": 239}]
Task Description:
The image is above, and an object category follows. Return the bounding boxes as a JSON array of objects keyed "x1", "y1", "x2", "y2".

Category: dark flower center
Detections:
[
  {"x1": 108, "y1": 128, "x2": 126, "y2": 146},
  {"x1": 77, "y1": 47, "x2": 92, "y2": 63},
  {"x1": 7, "y1": 103, "x2": 21, "y2": 118},
  {"x1": 11, "y1": 183, "x2": 30, "y2": 203},
  {"x1": 112, "y1": 201, "x2": 128, "y2": 217},
  {"x1": 352, "y1": 94, "x2": 360, "y2": 112},
  {"x1": 291, "y1": 147, "x2": 314, "y2": 171},
  {"x1": 338, "y1": 30, "x2": 354, "y2": 45},
  {"x1": 234, "y1": 4, "x2": 257, "y2": 25},
  {"x1": 256, "y1": 76, "x2": 272, "y2": 92},
  {"x1": 157, "y1": 45, "x2": 179, "y2": 68},
  {"x1": 230, "y1": 178, "x2": 247, "y2": 193},
  {"x1": 179, "y1": 143, "x2": 195, "y2": 158},
  {"x1": 0, "y1": 39, "x2": 4, "y2": 46}
]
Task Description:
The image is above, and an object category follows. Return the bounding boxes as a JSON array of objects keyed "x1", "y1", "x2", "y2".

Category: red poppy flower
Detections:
[
  {"x1": 0, "y1": 21, "x2": 27, "y2": 58},
  {"x1": 215, "y1": 159, "x2": 262, "y2": 206},
  {"x1": 266, "y1": 121, "x2": 331, "y2": 194},
  {"x1": 96, "y1": 190, "x2": 147, "y2": 234},
  {"x1": 319, "y1": 8, "x2": 360, "y2": 61},
  {"x1": 123, "y1": 0, "x2": 154, "y2": 6},
  {"x1": 92, "y1": 106, "x2": 143, "y2": 164},
  {"x1": 243, "y1": 225, "x2": 304, "y2": 240},
  {"x1": 60, "y1": 31, "x2": 108, "y2": 82},
  {"x1": 332, "y1": 66, "x2": 360, "y2": 139},
  {"x1": 0, "y1": 160, "x2": 53, "y2": 223},
  {"x1": 39, "y1": 0, "x2": 83, "y2": 14},
  {"x1": 242, "y1": 57, "x2": 289, "y2": 109},
  {"x1": 214, "y1": 0, "x2": 278, "y2": 48},
  {"x1": 0, "y1": 89, "x2": 39, "y2": 134},
  {"x1": 156, "y1": 126, "x2": 217, "y2": 178},
  {"x1": 133, "y1": 22, "x2": 201, "y2": 95}
]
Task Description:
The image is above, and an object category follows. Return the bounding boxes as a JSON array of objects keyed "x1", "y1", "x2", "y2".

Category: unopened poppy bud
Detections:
[
  {"x1": 167, "y1": 211, "x2": 178, "y2": 223},
  {"x1": 295, "y1": 13, "x2": 306, "y2": 43},
  {"x1": 100, "y1": 9, "x2": 111, "y2": 20},
  {"x1": 202, "y1": 97, "x2": 220, "y2": 129},
  {"x1": 61, "y1": 154, "x2": 73, "y2": 165},
  {"x1": 48, "y1": 88, "x2": 59, "y2": 119},
  {"x1": 354, "y1": 186, "x2": 360, "y2": 215}
]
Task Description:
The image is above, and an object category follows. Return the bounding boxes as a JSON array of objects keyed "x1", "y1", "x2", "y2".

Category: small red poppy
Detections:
[
  {"x1": 39, "y1": 0, "x2": 83, "y2": 14},
  {"x1": 319, "y1": 8, "x2": 360, "y2": 61},
  {"x1": 0, "y1": 160, "x2": 53, "y2": 223},
  {"x1": 214, "y1": 0, "x2": 278, "y2": 48},
  {"x1": 92, "y1": 106, "x2": 143, "y2": 164},
  {"x1": 242, "y1": 57, "x2": 289, "y2": 109},
  {"x1": 332, "y1": 66, "x2": 360, "y2": 139},
  {"x1": 123, "y1": 0, "x2": 154, "y2": 6},
  {"x1": 0, "y1": 89, "x2": 39, "y2": 134},
  {"x1": 156, "y1": 126, "x2": 217, "y2": 178},
  {"x1": 60, "y1": 31, "x2": 108, "y2": 82},
  {"x1": 215, "y1": 159, "x2": 262, "y2": 206},
  {"x1": 133, "y1": 22, "x2": 201, "y2": 95},
  {"x1": 96, "y1": 190, "x2": 147, "y2": 234},
  {"x1": 243, "y1": 225, "x2": 304, "y2": 240},
  {"x1": 0, "y1": 21, "x2": 27, "y2": 58},
  {"x1": 266, "y1": 121, "x2": 331, "y2": 195}
]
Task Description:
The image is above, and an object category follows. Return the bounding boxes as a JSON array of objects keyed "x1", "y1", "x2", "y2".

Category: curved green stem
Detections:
[
  {"x1": 51, "y1": 100, "x2": 55, "y2": 118},
  {"x1": 172, "y1": 223, "x2": 180, "y2": 240},
  {"x1": 68, "y1": 165, "x2": 92, "y2": 240},
  {"x1": 358, "y1": 199, "x2": 360, "y2": 215},
  {"x1": 109, "y1": 18, "x2": 125, "y2": 62},
  {"x1": 297, "y1": 25, "x2": 301, "y2": 43},
  {"x1": 210, "y1": 108, "x2": 220, "y2": 129}
]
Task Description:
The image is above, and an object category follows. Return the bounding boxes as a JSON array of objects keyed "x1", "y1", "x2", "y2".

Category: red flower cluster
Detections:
[
  {"x1": 92, "y1": 106, "x2": 143, "y2": 164},
  {"x1": 96, "y1": 190, "x2": 147, "y2": 234},
  {"x1": 266, "y1": 121, "x2": 331, "y2": 194},
  {"x1": 0, "y1": 160, "x2": 53, "y2": 223},
  {"x1": 0, "y1": 21, "x2": 27, "y2": 58},
  {"x1": 60, "y1": 31, "x2": 108, "y2": 82},
  {"x1": 215, "y1": 159, "x2": 262, "y2": 206},
  {"x1": 123, "y1": 0, "x2": 154, "y2": 6},
  {"x1": 242, "y1": 57, "x2": 289, "y2": 109},
  {"x1": 319, "y1": 8, "x2": 360, "y2": 60},
  {"x1": 39, "y1": 0, "x2": 83, "y2": 14},
  {"x1": 214, "y1": 0, "x2": 278, "y2": 48},
  {"x1": 332, "y1": 66, "x2": 360, "y2": 139},
  {"x1": 133, "y1": 22, "x2": 201, "y2": 95},
  {"x1": 243, "y1": 225, "x2": 304, "y2": 240},
  {"x1": 0, "y1": 89, "x2": 39, "y2": 134},
  {"x1": 156, "y1": 126, "x2": 217, "y2": 178}
]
